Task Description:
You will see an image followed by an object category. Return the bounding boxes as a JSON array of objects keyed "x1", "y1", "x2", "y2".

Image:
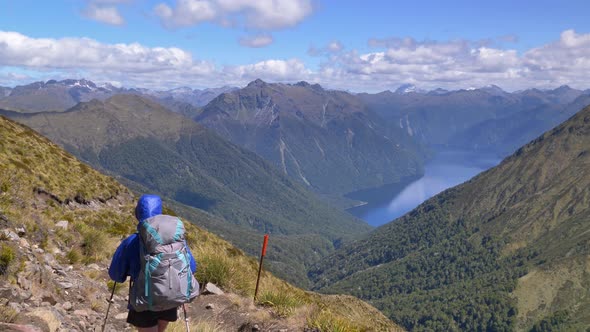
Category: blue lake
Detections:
[{"x1": 347, "y1": 150, "x2": 501, "y2": 227}]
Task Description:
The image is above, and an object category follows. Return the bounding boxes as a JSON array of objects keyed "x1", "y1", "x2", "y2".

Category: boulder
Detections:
[
  {"x1": 62, "y1": 302, "x2": 73, "y2": 311},
  {"x1": 15, "y1": 227, "x2": 26, "y2": 236},
  {"x1": 114, "y1": 312, "x2": 128, "y2": 320},
  {"x1": 2, "y1": 229, "x2": 19, "y2": 241},
  {"x1": 25, "y1": 308, "x2": 61, "y2": 332},
  {"x1": 203, "y1": 282, "x2": 224, "y2": 295},
  {"x1": 86, "y1": 263, "x2": 100, "y2": 270}
]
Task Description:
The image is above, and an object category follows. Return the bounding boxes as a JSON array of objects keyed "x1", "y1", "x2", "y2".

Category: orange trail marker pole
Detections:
[{"x1": 254, "y1": 234, "x2": 269, "y2": 301}]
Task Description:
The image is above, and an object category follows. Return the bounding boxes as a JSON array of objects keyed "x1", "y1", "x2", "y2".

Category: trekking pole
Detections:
[
  {"x1": 254, "y1": 234, "x2": 269, "y2": 302},
  {"x1": 182, "y1": 304, "x2": 190, "y2": 332},
  {"x1": 101, "y1": 281, "x2": 117, "y2": 332}
]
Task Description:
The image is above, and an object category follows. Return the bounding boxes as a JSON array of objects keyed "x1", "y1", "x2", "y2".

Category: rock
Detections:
[
  {"x1": 15, "y1": 227, "x2": 26, "y2": 236},
  {"x1": 115, "y1": 312, "x2": 128, "y2": 320},
  {"x1": 43, "y1": 254, "x2": 56, "y2": 265},
  {"x1": 0, "y1": 323, "x2": 43, "y2": 332},
  {"x1": 2, "y1": 229, "x2": 19, "y2": 241},
  {"x1": 17, "y1": 273, "x2": 31, "y2": 290},
  {"x1": 8, "y1": 302, "x2": 21, "y2": 313},
  {"x1": 54, "y1": 269, "x2": 67, "y2": 277},
  {"x1": 41, "y1": 294, "x2": 57, "y2": 306},
  {"x1": 203, "y1": 282, "x2": 224, "y2": 295},
  {"x1": 18, "y1": 290, "x2": 32, "y2": 301},
  {"x1": 62, "y1": 301, "x2": 73, "y2": 311},
  {"x1": 205, "y1": 303, "x2": 215, "y2": 310},
  {"x1": 87, "y1": 263, "x2": 100, "y2": 270},
  {"x1": 252, "y1": 324, "x2": 260, "y2": 331},
  {"x1": 65, "y1": 265, "x2": 74, "y2": 272},
  {"x1": 26, "y1": 309, "x2": 61, "y2": 332},
  {"x1": 19, "y1": 238, "x2": 30, "y2": 248},
  {"x1": 58, "y1": 282, "x2": 74, "y2": 289},
  {"x1": 33, "y1": 248, "x2": 44, "y2": 254},
  {"x1": 55, "y1": 220, "x2": 68, "y2": 230},
  {"x1": 73, "y1": 309, "x2": 89, "y2": 317}
]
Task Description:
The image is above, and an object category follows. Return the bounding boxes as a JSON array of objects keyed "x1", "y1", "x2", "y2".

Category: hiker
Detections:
[{"x1": 108, "y1": 194, "x2": 199, "y2": 332}]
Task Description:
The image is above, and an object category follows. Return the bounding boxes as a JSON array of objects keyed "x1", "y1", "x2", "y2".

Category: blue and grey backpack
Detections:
[{"x1": 130, "y1": 215, "x2": 199, "y2": 311}]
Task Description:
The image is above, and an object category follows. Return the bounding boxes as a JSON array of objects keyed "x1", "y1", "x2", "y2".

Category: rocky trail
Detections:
[{"x1": 0, "y1": 226, "x2": 321, "y2": 332}]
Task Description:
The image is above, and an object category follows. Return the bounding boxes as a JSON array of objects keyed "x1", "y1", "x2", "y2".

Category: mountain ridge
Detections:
[
  {"x1": 310, "y1": 105, "x2": 590, "y2": 330},
  {"x1": 198, "y1": 79, "x2": 426, "y2": 197}
]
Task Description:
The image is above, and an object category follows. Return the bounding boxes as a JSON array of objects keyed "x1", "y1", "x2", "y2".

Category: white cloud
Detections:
[
  {"x1": 0, "y1": 31, "x2": 311, "y2": 89},
  {"x1": 225, "y1": 59, "x2": 311, "y2": 82},
  {"x1": 308, "y1": 40, "x2": 344, "y2": 56},
  {"x1": 155, "y1": 0, "x2": 313, "y2": 30},
  {"x1": 1, "y1": 30, "x2": 590, "y2": 92},
  {"x1": 83, "y1": 4, "x2": 125, "y2": 26},
  {"x1": 238, "y1": 34, "x2": 274, "y2": 48},
  {"x1": 0, "y1": 31, "x2": 199, "y2": 72}
]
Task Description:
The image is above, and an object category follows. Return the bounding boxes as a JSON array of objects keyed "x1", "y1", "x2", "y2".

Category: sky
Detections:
[{"x1": 1, "y1": 0, "x2": 590, "y2": 92}]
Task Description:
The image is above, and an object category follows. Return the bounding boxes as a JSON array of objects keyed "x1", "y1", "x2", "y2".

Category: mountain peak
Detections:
[
  {"x1": 395, "y1": 83, "x2": 422, "y2": 94},
  {"x1": 294, "y1": 81, "x2": 324, "y2": 91},
  {"x1": 247, "y1": 78, "x2": 268, "y2": 88}
]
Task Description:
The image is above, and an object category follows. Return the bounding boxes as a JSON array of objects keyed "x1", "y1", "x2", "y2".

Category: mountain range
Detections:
[
  {"x1": 0, "y1": 79, "x2": 234, "y2": 113},
  {"x1": 198, "y1": 79, "x2": 426, "y2": 197},
  {"x1": 1, "y1": 94, "x2": 371, "y2": 286},
  {"x1": 310, "y1": 105, "x2": 590, "y2": 330},
  {"x1": 359, "y1": 84, "x2": 590, "y2": 156}
]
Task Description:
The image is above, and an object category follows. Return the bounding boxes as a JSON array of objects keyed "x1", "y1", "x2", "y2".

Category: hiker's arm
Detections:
[
  {"x1": 186, "y1": 242, "x2": 197, "y2": 273},
  {"x1": 108, "y1": 235, "x2": 135, "y2": 282}
]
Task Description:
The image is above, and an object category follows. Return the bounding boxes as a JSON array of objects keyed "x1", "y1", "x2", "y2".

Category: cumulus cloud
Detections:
[
  {"x1": 1, "y1": 30, "x2": 590, "y2": 92},
  {"x1": 308, "y1": 40, "x2": 344, "y2": 56},
  {"x1": 225, "y1": 59, "x2": 311, "y2": 82},
  {"x1": 83, "y1": 4, "x2": 125, "y2": 25},
  {"x1": 0, "y1": 31, "x2": 312, "y2": 89},
  {"x1": 326, "y1": 31, "x2": 590, "y2": 91},
  {"x1": 155, "y1": 0, "x2": 314, "y2": 30},
  {"x1": 239, "y1": 34, "x2": 274, "y2": 48}
]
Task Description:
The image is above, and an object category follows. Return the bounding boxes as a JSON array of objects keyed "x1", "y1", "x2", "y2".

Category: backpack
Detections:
[{"x1": 130, "y1": 215, "x2": 199, "y2": 312}]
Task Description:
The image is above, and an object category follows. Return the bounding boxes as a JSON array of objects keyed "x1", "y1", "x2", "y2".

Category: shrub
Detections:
[{"x1": 0, "y1": 244, "x2": 16, "y2": 275}]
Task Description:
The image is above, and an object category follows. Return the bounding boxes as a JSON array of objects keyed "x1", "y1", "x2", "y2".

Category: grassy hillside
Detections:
[
  {"x1": 0, "y1": 115, "x2": 400, "y2": 331},
  {"x1": 311, "y1": 106, "x2": 590, "y2": 331},
  {"x1": 3, "y1": 95, "x2": 371, "y2": 287}
]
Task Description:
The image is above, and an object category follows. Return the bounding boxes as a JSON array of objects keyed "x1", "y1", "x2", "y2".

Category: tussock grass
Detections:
[
  {"x1": 257, "y1": 290, "x2": 305, "y2": 317},
  {"x1": 0, "y1": 305, "x2": 18, "y2": 323},
  {"x1": 307, "y1": 308, "x2": 361, "y2": 332}
]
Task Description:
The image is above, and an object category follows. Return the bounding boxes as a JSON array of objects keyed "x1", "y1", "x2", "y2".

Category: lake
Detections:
[{"x1": 346, "y1": 149, "x2": 501, "y2": 227}]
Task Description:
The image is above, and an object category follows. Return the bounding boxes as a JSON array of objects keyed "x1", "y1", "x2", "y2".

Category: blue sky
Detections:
[{"x1": 1, "y1": 0, "x2": 590, "y2": 91}]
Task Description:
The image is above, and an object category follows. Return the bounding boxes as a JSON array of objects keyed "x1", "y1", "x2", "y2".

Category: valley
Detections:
[{"x1": 347, "y1": 148, "x2": 500, "y2": 226}]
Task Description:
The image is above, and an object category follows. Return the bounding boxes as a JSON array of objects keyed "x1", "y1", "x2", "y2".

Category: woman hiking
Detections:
[{"x1": 109, "y1": 194, "x2": 199, "y2": 331}]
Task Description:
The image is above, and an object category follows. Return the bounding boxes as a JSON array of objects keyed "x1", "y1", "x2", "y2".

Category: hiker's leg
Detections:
[
  {"x1": 157, "y1": 320, "x2": 169, "y2": 332},
  {"x1": 137, "y1": 327, "x2": 158, "y2": 332}
]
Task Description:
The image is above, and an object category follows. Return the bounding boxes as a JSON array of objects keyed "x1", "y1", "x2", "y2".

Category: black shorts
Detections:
[{"x1": 127, "y1": 307, "x2": 178, "y2": 328}]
